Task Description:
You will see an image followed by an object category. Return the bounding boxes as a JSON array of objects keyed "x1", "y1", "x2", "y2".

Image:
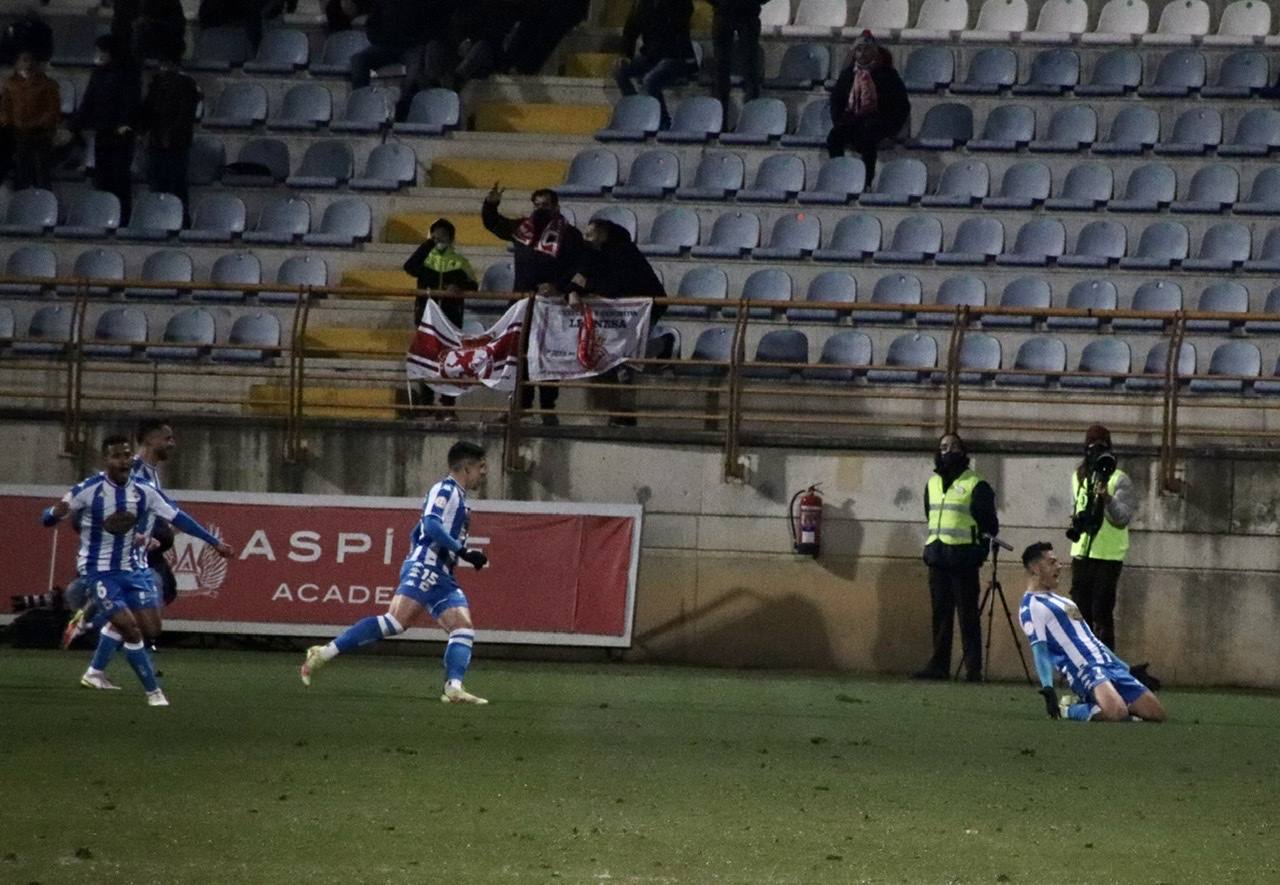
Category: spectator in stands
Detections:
[
  {"x1": 404, "y1": 218, "x2": 478, "y2": 422},
  {"x1": 0, "y1": 51, "x2": 60, "y2": 190},
  {"x1": 568, "y1": 218, "x2": 667, "y2": 426},
  {"x1": 448, "y1": 0, "x2": 518, "y2": 89},
  {"x1": 503, "y1": 0, "x2": 588, "y2": 75},
  {"x1": 0, "y1": 7, "x2": 53, "y2": 66},
  {"x1": 614, "y1": 0, "x2": 698, "y2": 129},
  {"x1": 139, "y1": 49, "x2": 200, "y2": 216},
  {"x1": 481, "y1": 183, "x2": 584, "y2": 424},
  {"x1": 126, "y1": 0, "x2": 187, "y2": 64},
  {"x1": 349, "y1": 0, "x2": 446, "y2": 119},
  {"x1": 827, "y1": 31, "x2": 909, "y2": 188},
  {"x1": 708, "y1": 0, "x2": 764, "y2": 109},
  {"x1": 75, "y1": 35, "x2": 142, "y2": 224},
  {"x1": 325, "y1": 0, "x2": 372, "y2": 34}
]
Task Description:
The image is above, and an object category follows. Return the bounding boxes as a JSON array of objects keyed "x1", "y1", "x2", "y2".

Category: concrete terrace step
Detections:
[
  {"x1": 248, "y1": 384, "x2": 397, "y2": 419},
  {"x1": 472, "y1": 103, "x2": 613, "y2": 136},
  {"x1": 304, "y1": 326, "x2": 412, "y2": 358}
]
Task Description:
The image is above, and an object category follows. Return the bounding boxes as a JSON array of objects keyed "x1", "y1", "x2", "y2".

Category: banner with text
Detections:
[
  {"x1": 0, "y1": 487, "x2": 641, "y2": 647},
  {"x1": 527, "y1": 296, "x2": 652, "y2": 382},
  {"x1": 405, "y1": 298, "x2": 526, "y2": 398}
]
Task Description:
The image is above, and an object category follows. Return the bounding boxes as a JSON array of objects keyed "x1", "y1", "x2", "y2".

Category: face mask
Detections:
[
  {"x1": 937, "y1": 451, "x2": 967, "y2": 473},
  {"x1": 530, "y1": 208, "x2": 553, "y2": 225},
  {"x1": 433, "y1": 239, "x2": 452, "y2": 252}
]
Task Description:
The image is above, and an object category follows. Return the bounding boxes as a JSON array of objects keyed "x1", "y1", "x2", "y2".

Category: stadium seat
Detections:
[
  {"x1": 1153, "y1": 109, "x2": 1222, "y2": 156},
  {"x1": 245, "y1": 28, "x2": 309, "y2": 74},
  {"x1": 84, "y1": 307, "x2": 147, "y2": 359},
  {"x1": 671, "y1": 266, "x2": 729, "y2": 318},
  {"x1": 968, "y1": 104, "x2": 1035, "y2": 151},
  {"x1": 1184, "y1": 221, "x2": 1250, "y2": 271},
  {"x1": 205, "y1": 82, "x2": 268, "y2": 129},
  {"x1": 941, "y1": 333, "x2": 1002, "y2": 384},
  {"x1": 188, "y1": 137, "x2": 226, "y2": 186},
  {"x1": 640, "y1": 207, "x2": 699, "y2": 256},
  {"x1": 903, "y1": 0, "x2": 971, "y2": 42},
  {"x1": 267, "y1": 255, "x2": 329, "y2": 303},
  {"x1": 910, "y1": 104, "x2": 972, "y2": 150},
  {"x1": 985, "y1": 276, "x2": 1051, "y2": 328},
  {"x1": 610, "y1": 151, "x2": 677, "y2": 201},
  {"x1": 995, "y1": 335, "x2": 1067, "y2": 386},
  {"x1": 1246, "y1": 287, "x2": 1280, "y2": 334},
  {"x1": 1127, "y1": 340, "x2": 1195, "y2": 390},
  {"x1": 746, "y1": 330, "x2": 808, "y2": 380},
  {"x1": 675, "y1": 152, "x2": 745, "y2": 201},
  {"x1": 1244, "y1": 226, "x2": 1280, "y2": 271},
  {"x1": 0, "y1": 305, "x2": 16, "y2": 344},
  {"x1": 1116, "y1": 279, "x2": 1182, "y2": 330},
  {"x1": 781, "y1": 99, "x2": 832, "y2": 148},
  {"x1": 1203, "y1": 50, "x2": 1269, "y2": 97},
  {"x1": 802, "y1": 330, "x2": 873, "y2": 381},
  {"x1": 244, "y1": 197, "x2": 312, "y2": 245},
  {"x1": 1024, "y1": 0, "x2": 1089, "y2": 44},
  {"x1": 813, "y1": 214, "x2": 881, "y2": 261},
  {"x1": 798, "y1": 157, "x2": 866, "y2": 204},
  {"x1": 902, "y1": 46, "x2": 955, "y2": 92},
  {"x1": 690, "y1": 210, "x2": 759, "y2": 259},
  {"x1": 149, "y1": 308, "x2": 216, "y2": 360},
  {"x1": 1219, "y1": 108, "x2": 1280, "y2": 156},
  {"x1": 721, "y1": 98, "x2": 787, "y2": 145},
  {"x1": 1014, "y1": 48, "x2": 1079, "y2": 94},
  {"x1": 223, "y1": 139, "x2": 290, "y2": 187},
  {"x1": 739, "y1": 154, "x2": 806, "y2": 203},
  {"x1": 1076, "y1": 48, "x2": 1143, "y2": 95},
  {"x1": 731, "y1": 269, "x2": 794, "y2": 318},
  {"x1": 119, "y1": 192, "x2": 183, "y2": 241},
  {"x1": 66, "y1": 247, "x2": 124, "y2": 296},
  {"x1": 350, "y1": 143, "x2": 417, "y2": 191},
  {"x1": 1063, "y1": 338, "x2": 1131, "y2": 389},
  {"x1": 302, "y1": 198, "x2": 372, "y2": 247},
  {"x1": 922, "y1": 160, "x2": 989, "y2": 208},
  {"x1": 558, "y1": 149, "x2": 619, "y2": 197},
  {"x1": 952, "y1": 47, "x2": 1017, "y2": 94},
  {"x1": 1119, "y1": 220, "x2": 1189, "y2": 269},
  {"x1": 1082, "y1": 0, "x2": 1151, "y2": 44},
  {"x1": 332, "y1": 87, "x2": 394, "y2": 133},
  {"x1": 961, "y1": 0, "x2": 1029, "y2": 41},
  {"x1": 866, "y1": 333, "x2": 937, "y2": 383},
  {"x1": 936, "y1": 217, "x2": 1004, "y2": 265},
  {"x1": 760, "y1": 0, "x2": 793, "y2": 31},
  {"x1": 480, "y1": 261, "x2": 514, "y2": 294},
  {"x1": 1045, "y1": 162, "x2": 1114, "y2": 210},
  {"x1": 1051, "y1": 278, "x2": 1119, "y2": 329},
  {"x1": 1029, "y1": 105, "x2": 1097, "y2": 152},
  {"x1": 1094, "y1": 106, "x2": 1160, "y2": 155},
  {"x1": 983, "y1": 161, "x2": 1050, "y2": 208},
  {"x1": 1138, "y1": 49, "x2": 1206, "y2": 97},
  {"x1": 1058, "y1": 220, "x2": 1126, "y2": 268},
  {"x1": 756, "y1": 213, "x2": 821, "y2": 260},
  {"x1": 180, "y1": 195, "x2": 246, "y2": 243},
  {"x1": 874, "y1": 216, "x2": 943, "y2": 264},
  {"x1": 189, "y1": 26, "x2": 252, "y2": 71},
  {"x1": 676, "y1": 326, "x2": 733, "y2": 376},
  {"x1": 312, "y1": 30, "x2": 372, "y2": 76},
  {"x1": 0, "y1": 188, "x2": 56, "y2": 235},
  {"x1": 766, "y1": 43, "x2": 831, "y2": 90},
  {"x1": 1189, "y1": 341, "x2": 1260, "y2": 393},
  {"x1": 13, "y1": 304, "x2": 73, "y2": 356},
  {"x1": 855, "y1": 273, "x2": 923, "y2": 323},
  {"x1": 214, "y1": 312, "x2": 281, "y2": 362},
  {"x1": 995, "y1": 218, "x2": 1066, "y2": 266},
  {"x1": 1143, "y1": 0, "x2": 1209, "y2": 44},
  {"x1": 269, "y1": 83, "x2": 332, "y2": 132},
  {"x1": 589, "y1": 206, "x2": 637, "y2": 240},
  {"x1": 287, "y1": 141, "x2": 354, "y2": 189},
  {"x1": 789, "y1": 271, "x2": 858, "y2": 322},
  {"x1": 596, "y1": 95, "x2": 663, "y2": 142},
  {"x1": 1187, "y1": 281, "x2": 1250, "y2": 331},
  {"x1": 196, "y1": 252, "x2": 262, "y2": 303},
  {"x1": 646, "y1": 324, "x2": 681, "y2": 362},
  {"x1": 783, "y1": 0, "x2": 848, "y2": 37},
  {"x1": 1110, "y1": 163, "x2": 1176, "y2": 212},
  {"x1": 1206, "y1": 0, "x2": 1271, "y2": 46},
  {"x1": 656, "y1": 96, "x2": 724, "y2": 143},
  {"x1": 860, "y1": 158, "x2": 927, "y2": 207},
  {"x1": 55, "y1": 190, "x2": 120, "y2": 239},
  {"x1": 922, "y1": 274, "x2": 987, "y2": 327},
  {"x1": 125, "y1": 250, "x2": 193, "y2": 300},
  {"x1": 852, "y1": 0, "x2": 911, "y2": 35},
  {"x1": 1255, "y1": 355, "x2": 1280, "y2": 395},
  {"x1": 393, "y1": 88, "x2": 461, "y2": 135},
  {"x1": 0, "y1": 245, "x2": 56, "y2": 296}
]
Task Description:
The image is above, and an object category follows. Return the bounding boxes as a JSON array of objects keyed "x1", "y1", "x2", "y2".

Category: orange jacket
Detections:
[{"x1": 0, "y1": 70, "x2": 60, "y2": 133}]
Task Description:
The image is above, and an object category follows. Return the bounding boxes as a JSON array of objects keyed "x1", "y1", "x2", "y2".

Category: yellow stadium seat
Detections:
[
  {"x1": 473, "y1": 103, "x2": 612, "y2": 136},
  {"x1": 428, "y1": 158, "x2": 569, "y2": 191}
]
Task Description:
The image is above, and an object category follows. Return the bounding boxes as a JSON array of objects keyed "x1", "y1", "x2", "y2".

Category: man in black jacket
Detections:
[
  {"x1": 351, "y1": 0, "x2": 451, "y2": 117},
  {"x1": 708, "y1": 0, "x2": 764, "y2": 109},
  {"x1": 481, "y1": 183, "x2": 584, "y2": 423},
  {"x1": 139, "y1": 50, "x2": 200, "y2": 215},
  {"x1": 615, "y1": 0, "x2": 697, "y2": 129},
  {"x1": 827, "y1": 31, "x2": 910, "y2": 188},
  {"x1": 76, "y1": 35, "x2": 142, "y2": 224}
]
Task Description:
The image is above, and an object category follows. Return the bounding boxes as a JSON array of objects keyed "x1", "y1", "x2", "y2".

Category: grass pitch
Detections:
[{"x1": 2, "y1": 648, "x2": 1278, "y2": 885}]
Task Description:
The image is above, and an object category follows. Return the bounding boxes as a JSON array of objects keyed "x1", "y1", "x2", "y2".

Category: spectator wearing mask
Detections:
[
  {"x1": 138, "y1": 50, "x2": 200, "y2": 215},
  {"x1": 75, "y1": 35, "x2": 142, "y2": 224},
  {"x1": 0, "y1": 50, "x2": 60, "y2": 190},
  {"x1": 481, "y1": 183, "x2": 584, "y2": 424},
  {"x1": 708, "y1": 0, "x2": 764, "y2": 109},
  {"x1": 615, "y1": 0, "x2": 697, "y2": 129},
  {"x1": 403, "y1": 218, "x2": 478, "y2": 422},
  {"x1": 828, "y1": 31, "x2": 910, "y2": 188}
]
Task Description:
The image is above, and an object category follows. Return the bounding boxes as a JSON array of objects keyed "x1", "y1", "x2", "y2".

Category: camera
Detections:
[{"x1": 1066, "y1": 444, "x2": 1117, "y2": 543}]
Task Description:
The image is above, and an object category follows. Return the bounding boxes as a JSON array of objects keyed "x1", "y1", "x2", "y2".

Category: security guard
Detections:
[
  {"x1": 917, "y1": 433, "x2": 999, "y2": 682},
  {"x1": 1069, "y1": 424, "x2": 1135, "y2": 651}
]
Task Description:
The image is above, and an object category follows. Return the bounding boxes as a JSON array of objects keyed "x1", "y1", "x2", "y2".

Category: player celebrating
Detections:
[
  {"x1": 1019, "y1": 542, "x2": 1166, "y2": 723},
  {"x1": 45, "y1": 434, "x2": 234, "y2": 704},
  {"x1": 301, "y1": 441, "x2": 491, "y2": 704}
]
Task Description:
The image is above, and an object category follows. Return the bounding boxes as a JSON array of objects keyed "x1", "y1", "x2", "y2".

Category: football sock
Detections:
[
  {"x1": 123, "y1": 641, "x2": 159, "y2": 693},
  {"x1": 1067, "y1": 703, "x2": 1099, "y2": 722},
  {"x1": 328, "y1": 614, "x2": 404, "y2": 657},
  {"x1": 444, "y1": 628, "x2": 474, "y2": 684},
  {"x1": 89, "y1": 623, "x2": 124, "y2": 672}
]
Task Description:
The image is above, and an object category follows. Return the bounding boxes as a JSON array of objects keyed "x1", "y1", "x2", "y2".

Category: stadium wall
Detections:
[{"x1": 7, "y1": 417, "x2": 1279, "y2": 689}]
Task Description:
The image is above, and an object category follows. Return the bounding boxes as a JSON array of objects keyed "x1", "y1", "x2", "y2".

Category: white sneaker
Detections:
[
  {"x1": 440, "y1": 684, "x2": 488, "y2": 705},
  {"x1": 80, "y1": 670, "x2": 121, "y2": 691},
  {"x1": 300, "y1": 645, "x2": 328, "y2": 686},
  {"x1": 146, "y1": 689, "x2": 170, "y2": 707}
]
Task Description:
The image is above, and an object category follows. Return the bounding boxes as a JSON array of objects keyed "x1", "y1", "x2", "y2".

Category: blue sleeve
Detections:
[
  {"x1": 425, "y1": 516, "x2": 463, "y2": 554},
  {"x1": 41, "y1": 507, "x2": 60, "y2": 527},
  {"x1": 1031, "y1": 641, "x2": 1055, "y2": 689},
  {"x1": 171, "y1": 511, "x2": 221, "y2": 548}
]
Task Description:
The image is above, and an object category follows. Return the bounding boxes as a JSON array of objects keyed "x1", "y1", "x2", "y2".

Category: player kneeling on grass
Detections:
[
  {"x1": 1019, "y1": 542, "x2": 1166, "y2": 723},
  {"x1": 43, "y1": 434, "x2": 234, "y2": 705},
  {"x1": 301, "y1": 441, "x2": 491, "y2": 704}
]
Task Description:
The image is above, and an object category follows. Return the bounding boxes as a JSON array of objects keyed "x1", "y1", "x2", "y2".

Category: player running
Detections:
[
  {"x1": 301, "y1": 441, "x2": 491, "y2": 704},
  {"x1": 1019, "y1": 542, "x2": 1166, "y2": 723},
  {"x1": 45, "y1": 434, "x2": 234, "y2": 704}
]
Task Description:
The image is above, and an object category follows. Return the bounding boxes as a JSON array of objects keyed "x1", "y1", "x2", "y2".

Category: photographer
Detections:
[
  {"x1": 1067, "y1": 424, "x2": 1135, "y2": 652},
  {"x1": 916, "y1": 433, "x2": 999, "y2": 682}
]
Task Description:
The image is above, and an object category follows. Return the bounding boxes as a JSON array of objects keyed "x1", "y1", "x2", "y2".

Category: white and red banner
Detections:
[
  {"x1": 405, "y1": 298, "x2": 525, "y2": 397},
  {"x1": 528, "y1": 297, "x2": 652, "y2": 382},
  {"x1": 0, "y1": 487, "x2": 642, "y2": 647}
]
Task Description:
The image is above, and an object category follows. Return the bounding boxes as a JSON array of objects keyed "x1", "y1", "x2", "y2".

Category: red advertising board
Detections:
[{"x1": 0, "y1": 487, "x2": 641, "y2": 647}]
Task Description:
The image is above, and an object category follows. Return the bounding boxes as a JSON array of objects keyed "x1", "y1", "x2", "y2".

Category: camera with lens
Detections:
[{"x1": 1066, "y1": 443, "x2": 1118, "y2": 543}]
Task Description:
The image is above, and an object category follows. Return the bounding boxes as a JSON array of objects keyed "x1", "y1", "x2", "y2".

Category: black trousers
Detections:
[
  {"x1": 712, "y1": 12, "x2": 761, "y2": 106},
  {"x1": 827, "y1": 113, "x2": 897, "y2": 187},
  {"x1": 12, "y1": 131, "x2": 52, "y2": 191},
  {"x1": 1070, "y1": 557, "x2": 1123, "y2": 651},
  {"x1": 93, "y1": 130, "x2": 136, "y2": 225},
  {"x1": 926, "y1": 564, "x2": 983, "y2": 679},
  {"x1": 146, "y1": 146, "x2": 189, "y2": 215},
  {"x1": 520, "y1": 383, "x2": 559, "y2": 410}
]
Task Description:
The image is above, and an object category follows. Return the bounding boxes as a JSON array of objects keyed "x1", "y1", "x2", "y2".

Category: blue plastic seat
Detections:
[
  {"x1": 995, "y1": 218, "x2": 1066, "y2": 266},
  {"x1": 920, "y1": 275, "x2": 987, "y2": 326},
  {"x1": 1063, "y1": 338, "x2": 1131, "y2": 389},
  {"x1": 640, "y1": 207, "x2": 699, "y2": 256},
  {"x1": 1170, "y1": 164, "x2": 1237, "y2": 213},
  {"x1": 953, "y1": 47, "x2": 1017, "y2": 94},
  {"x1": 855, "y1": 273, "x2": 923, "y2": 323},
  {"x1": 875, "y1": 215, "x2": 943, "y2": 264},
  {"x1": 690, "y1": 211, "x2": 759, "y2": 258},
  {"x1": 195, "y1": 251, "x2": 261, "y2": 303},
  {"x1": 149, "y1": 308, "x2": 216, "y2": 361},
  {"x1": 1184, "y1": 222, "x2": 1251, "y2": 272},
  {"x1": 739, "y1": 154, "x2": 806, "y2": 203},
  {"x1": 392, "y1": 88, "x2": 460, "y2": 136},
  {"x1": 214, "y1": 312, "x2": 281, "y2": 362},
  {"x1": 1255, "y1": 353, "x2": 1280, "y2": 395},
  {"x1": 1138, "y1": 49, "x2": 1206, "y2": 97},
  {"x1": 730, "y1": 269, "x2": 793, "y2": 318},
  {"x1": 480, "y1": 262, "x2": 514, "y2": 294},
  {"x1": 936, "y1": 217, "x2": 1004, "y2": 265},
  {"x1": 302, "y1": 198, "x2": 372, "y2": 247},
  {"x1": 902, "y1": 45, "x2": 955, "y2": 93},
  {"x1": 205, "y1": 82, "x2": 268, "y2": 129},
  {"x1": 789, "y1": 271, "x2": 857, "y2": 322},
  {"x1": 55, "y1": 190, "x2": 120, "y2": 239},
  {"x1": 558, "y1": 149, "x2": 620, "y2": 197},
  {"x1": 866, "y1": 333, "x2": 938, "y2": 383},
  {"x1": 190, "y1": 26, "x2": 252, "y2": 71},
  {"x1": 287, "y1": 141, "x2": 354, "y2": 189},
  {"x1": 1045, "y1": 163, "x2": 1113, "y2": 211},
  {"x1": 722, "y1": 98, "x2": 788, "y2": 145},
  {"x1": 922, "y1": 161, "x2": 989, "y2": 208},
  {"x1": 745, "y1": 329, "x2": 809, "y2": 379},
  {"x1": 656, "y1": 96, "x2": 724, "y2": 143},
  {"x1": 1029, "y1": 105, "x2": 1097, "y2": 152},
  {"x1": 1116, "y1": 280, "x2": 1182, "y2": 331},
  {"x1": 1219, "y1": 108, "x2": 1280, "y2": 156},
  {"x1": 350, "y1": 143, "x2": 417, "y2": 191},
  {"x1": 968, "y1": 104, "x2": 1035, "y2": 152},
  {"x1": 245, "y1": 28, "x2": 310, "y2": 74},
  {"x1": 985, "y1": 276, "x2": 1051, "y2": 328},
  {"x1": 243, "y1": 197, "x2": 312, "y2": 245},
  {"x1": 1243, "y1": 226, "x2": 1280, "y2": 272},
  {"x1": 1154, "y1": 108, "x2": 1222, "y2": 156},
  {"x1": 1051, "y1": 278, "x2": 1119, "y2": 329},
  {"x1": 269, "y1": 83, "x2": 332, "y2": 132},
  {"x1": 589, "y1": 206, "x2": 637, "y2": 241},
  {"x1": 597, "y1": 95, "x2": 663, "y2": 142},
  {"x1": 222, "y1": 139, "x2": 290, "y2": 187},
  {"x1": 84, "y1": 307, "x2": 147, "y2": 359},
  {"x1": 1247, "y1": 287, "x2": 1280, "y2": 334},
  {"x1": 860, "y1": 158, "x2": 928, "y2": 207},
  {"x1": 1203, "y1": 50, "x2": 1268, "y2": 98},
  {"x1": 1077, "y1": 48, "x2": 1143, "y2": 95},
  {"x1": 125, "y1": 250, "x2": 192, "y2": 300},
  {"x1": 1118, "y1": 221, "x2": 1189, "y2": 269},
  {"x1": 13, "y1": 304, "x2": 73, "y2": 356},
  {"x1": 312, "y1": 30, "x2": 371, "y2": 76},
  {"x1": 188, "y1": 137, "x2": 225, "y2": 186},
  {"x1": 802, "y1": 331, "x2": 873, "y2": 381},
  {"x1": 263, "y1": 255, "x2": 330, "y2": 304},
  {"x1": 756, "y1": 213, "x2": 821, "y2": 259},
  {"x1": 333, "y1": 87, "x2": 394, "y2": 134},
  {"x1": 1189, "y1": 341, "x2": 1260, "y2": 393},
  {"x1": 646, "y1": 324, "x2": 682, "y2": 363},
  {"x1": 1127, "y1": 340, "x2": 1196, "y2": 391},
  {"x1": 1187, "y1": 281, "x2": 1249, "y2": 332},
  {"x1": 1236, "y1": 167, "x2": 1280, "y2": 215},
  {"x1": 984, "y1": 161, "x2": 1051, "y2": 209},
  {"x1": 910, "y1": 103, "x2": 973, "y2": 149},
  {"x1": 675, "y1": 326, "x2": 733, "y2": 376},
  {"x1": 671, "y1": 266, "x2": 729, "y2": 318},
  {"x1": 1058, "y1": 220, "x2": 1126, "y2": 268},
  {"x1": 1094, "y1": 105, "x2": 1160, "y2": 155},
  {"x1": 995, "y1": 335, "x2": 1067, "y2": 386},
  {"x1": 929, "y1": 332, "x2": 1000, "y2": 385},
  {"x1": 0, "y1": 188, "x2": 57, "y2": 236},
  {"x1": 767, "y1": 43, "x2": 831, "y2": 89},
  {"x1": 66, "y1": 248, "x2": 124, "y2": 296},
  {"x1": 1110, "y1": 163, "x2": 1177, "y2": 212},
  {"x1": 813, "y1": 214, "x2": 881, "y2": 261},
  {"x1": 613, "y1": 150, "x2": 679, "y2": 200},
  {"x1": 675, "y1": 152, "x2": 745, "y2": 201},
  {"x1": 1014, "y1": 48, "x2": 1079, "y2": 95},
  {"x1": 798, "y1": 157, "x2": 866, "y2": 204},
  {"x1": 180, "y1": 194, "x2": 246, "y2": 243},
  {"x1": 780, "y1": 99, "x2": 831, "y2": 148},
  {"x1": 0, "y1": 245, "x2": 56, "y2": 296},
  {"x1": 119, "y1": 192, "x2": 183, "y2": 241}
]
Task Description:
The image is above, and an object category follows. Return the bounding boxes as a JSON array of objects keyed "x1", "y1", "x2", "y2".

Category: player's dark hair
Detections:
[
  {"x1": 134, "y1": 417, "x2": 168, "y2": 444},
  {"x1": 1022, "y1": 541, "x2": 1054, "y2": 570},
  {"x1": 448, "y1": 441, "x2": 486, "y2": 469},
  {"x1": 531, "y1": 188, "x2": 559, "y2": 205},
  {"x1": 101, "y1": 433, "x2": 131, "y2": 454}
]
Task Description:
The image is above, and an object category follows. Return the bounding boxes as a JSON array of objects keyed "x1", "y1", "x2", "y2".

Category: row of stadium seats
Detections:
[{"x1": 199, "y1": 84, "x2": 458, "y2": 135}]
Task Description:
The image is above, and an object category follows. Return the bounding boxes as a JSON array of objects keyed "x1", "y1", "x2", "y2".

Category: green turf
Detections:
[{"x1": 2, "y1": 649, "x2": 1278, "y2": 885}]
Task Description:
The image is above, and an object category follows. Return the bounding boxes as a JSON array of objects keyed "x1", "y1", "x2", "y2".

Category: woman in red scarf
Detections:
[{"x1": 827, "y1": 31, "x2": 910, "y2": 188}]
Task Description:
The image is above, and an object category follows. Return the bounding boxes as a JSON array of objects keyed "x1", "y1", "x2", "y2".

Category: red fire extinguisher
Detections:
[{"x1": 789, "y1": 484, "x2": 823, "y2": 556}]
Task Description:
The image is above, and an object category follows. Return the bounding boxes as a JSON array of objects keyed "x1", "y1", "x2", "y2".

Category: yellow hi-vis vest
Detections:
[
  {"x1": 926, "y1": 469, "x2": 982, "y2": 547},
  {"x1": 1070, "y1": 469, "x2": 1129, "y2": 561}
]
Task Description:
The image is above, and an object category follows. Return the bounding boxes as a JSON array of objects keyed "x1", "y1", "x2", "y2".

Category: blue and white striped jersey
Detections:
[
  {"x1": 62, "y1": 473, "x2": 180, "y2": 576},
  {"x1": 1020, "y1": 590, "x2": 1118, "y2": 681},
  {"x1": 405, "y1": 477, "x2": 469, "y2": 574},
  {"x1": 130, "y1": 456, "x2": 162, "y2": 490}
]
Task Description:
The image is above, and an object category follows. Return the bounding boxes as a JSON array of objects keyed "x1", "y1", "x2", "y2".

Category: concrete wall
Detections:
[{"x1": 8, "y1": 416, "x2": 1279, "y2": 688}]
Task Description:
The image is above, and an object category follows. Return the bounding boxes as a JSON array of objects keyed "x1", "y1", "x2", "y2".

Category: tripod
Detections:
[{"x1": 955, "y1": 542, "x2": 1033, "y2": 685}]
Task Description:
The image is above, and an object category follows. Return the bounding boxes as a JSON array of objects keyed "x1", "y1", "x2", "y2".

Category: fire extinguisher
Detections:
[{"x1": 789, "y1": 484, "x2": 823, "y2": 556}]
